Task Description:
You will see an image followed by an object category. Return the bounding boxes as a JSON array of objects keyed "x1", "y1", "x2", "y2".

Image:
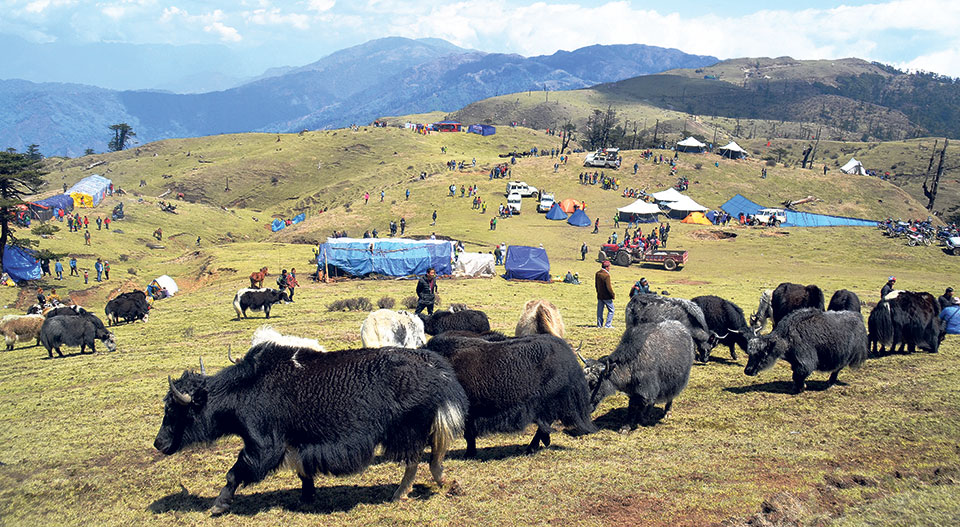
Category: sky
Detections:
[{"x1": 2, "y1": 0, "x2": 959, "y2": 78}]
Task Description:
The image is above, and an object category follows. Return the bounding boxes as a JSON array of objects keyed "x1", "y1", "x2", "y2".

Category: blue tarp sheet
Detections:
[
  {"x1": 291, "y1": 213, "x2": 305, "y2": 224},
  {"x1": 3, "y1": 245, "x2": 41, "y2": 282},
  {"x1": 467, "y1": 124, "x2": 496, "y2": 136},
  {"x1": 271, "y1": 219, "x2": 286, "y2": 232},
  {"x1": 319, "y1": 238, "x2": 453, "y2": 277},
  {"x1": 705, "y1": 210, "x2": 718, "y2": 223},
  {"x1": 34, "y1": 194, "x2": 74, "y2": 218},
  {"x1": 504, "y1": 246, "x2": 550, "y2": 281},
  {"x1": 720, "y1": 194, "x2": 877, "y2": 227},
  {"x1": 545, "y1": 203, "x2": 568, "y2": 220},
  {"x1": 567, "y1": 208, "x2": 592, "y2": 227}
]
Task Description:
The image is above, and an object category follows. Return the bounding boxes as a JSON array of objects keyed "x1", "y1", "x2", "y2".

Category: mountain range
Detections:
[{"x1": 0, "y1": 37, "x2": 717, "y2": 157}]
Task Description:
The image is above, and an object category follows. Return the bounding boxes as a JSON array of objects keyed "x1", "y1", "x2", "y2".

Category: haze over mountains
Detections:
[{"x1": 0, "y1": 37, "x2": 717, "y2": 157}]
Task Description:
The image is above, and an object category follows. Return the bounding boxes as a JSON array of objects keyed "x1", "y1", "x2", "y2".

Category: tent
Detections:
[
  {"x1": 432, "y1": 121, "x2": 461, "y2": 132},
  {"x1": 705, "y1": 210, "x2": 719, "y2": 223},
  {"x1": 271, "y1": 218, "x2": 286, "y2": 232},
  {"x1": 467, "y1": 124, "x2": 496, "y2": 136},
  {"x1": 650, "y1": 188, "x2": 685, "y2": 203},
  {"x1": 33, "y1": 194, "x2": 74, "y2": 220},
  {"x1": 567, "y1": 208, "x2": 592, "y2": 227},
  {"x1": 2, "y1": 245, "x2": 41, "y2": 282},
  {"x1": 617, "y1": 199, "x2": 661, "y2": 223},
  {"x1": 545, "y1": 203, "x2": 568, "y2": 220},
  {"x1": 319, "y1": 238, "x2": 454, "y2": 277},
  {"x1": 718, "y1": 141, "x2": 748, "y2": 159},
  {"x1": 720, "y1": 194, "x2": 877, "y2": 227},
  {"x1": 504, "y1": 246, "x2": 550, "y2": 281},
  {"x1": 662, "y1": 196, "x2": 708, "y2": 218},
  {"x1": 67, "y1": 174, "x2": 111, "y2": 208},
  {"x1": 154, "y1": 275, "x2": 179, "y2": 296},
  {"x1": 681, "y1": 211, "x2": 713, "y2": 225},
  {"x1": 558, "y1": 198, "x2": 581, "y2": 213},
  {"x1": 26, "y1": 202, "x2": 54, "y2": 222},
  {"x1": 453, "y1": 252, "x2": 495, "y2": 277},
  {"x1": 676, "y1": 136, "x2": 707, "y2": 153},
  {"x1": 840, "y1": 158, "x2": 867, "y2": 175},
  {"x1": 291, "y1": 213, "x2": 306, "y2": 225}
]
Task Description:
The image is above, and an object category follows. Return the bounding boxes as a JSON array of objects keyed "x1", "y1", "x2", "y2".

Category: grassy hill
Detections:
[{"x1": 1, "y1": 126, "x2": 959, "y2": 526}]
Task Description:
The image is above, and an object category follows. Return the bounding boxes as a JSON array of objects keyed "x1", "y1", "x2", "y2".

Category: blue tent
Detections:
[
  {"x1": 291, "y1": 213, "x2": 305, "y2": 225},
  {"x1": 545, "y1": 203, "x2": 568, "y2": 220},
  {"x1": 567, "y1": 208, "x2": 592, "y2": 227},
  {"x1": 705, "y1": 210, "x2": 718, "y2": 223},
  {"x1": 33, "y1": 194, "x2": 74, "y2": 220},
  {"x1": 504, "y1": 246, "x2": 550, "y2": 281},
  {"x1": 3, "y1": 245, "x2": 41, "y2": 282},
  {"x1": 467, "y1": 124, "x2": 496, "y2": 136},
  {"x1": 720, "y1": 194, "x2": 877, "y2": 227},
  {"x1": 319, "y1": 238, "x2": 453, "y2": 277},
  {"x1": 271, "y1": 219, "x2": 286, "y2": 232}
]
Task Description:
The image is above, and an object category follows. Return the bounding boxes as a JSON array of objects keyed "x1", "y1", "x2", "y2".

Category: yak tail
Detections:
[
  {"x1": 232, "y1": 293, "x2": 243, "y2": 319},
  {"x1": 430, "y1": 401, "x2": 465, "y2": 455},
  {"x1": 534, "y1": 304, "x2": 564, "y2": 338}
]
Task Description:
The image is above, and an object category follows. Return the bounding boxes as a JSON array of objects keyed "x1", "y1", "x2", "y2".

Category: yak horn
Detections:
[
  {"x1": 168, "y1": 375, "x2": 192, "y2": 405},
  {"x1": 199, "y1": 357, "x2": 206, "y2": 375},
  {"x1": 227, "y1": 344, "x2": 239, "y2": 364}
]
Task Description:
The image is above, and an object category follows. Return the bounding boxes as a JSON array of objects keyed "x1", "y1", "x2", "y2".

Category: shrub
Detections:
[
  {"x1": 694, "y1": 163, "x2": 703, "y2": 170},
  {"x1": 327, "y1": 297, "x2": 374, "y2": 312},
  {"x1": 402, "y1": 296, "x2": 418, "y2": 309},
  {"x1": 377, "y1": 296, "x2": 396, "y2": 309},
  {"x1": 766, "y1": 159, "x2": 777, "y2": 167},
  {"x1": 128, "y1": 268, "x2": 137, "y2": 275},
  {"x1": 32, "y1": 224, "x2": 60, "y2": 236}
]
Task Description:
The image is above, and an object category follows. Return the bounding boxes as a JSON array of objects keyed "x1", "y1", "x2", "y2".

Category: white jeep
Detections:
[
  {"x1": 754, "y1": 208, "x2": 787, "y2": 226},
  {"x1": 505, "y1": 181, "x2": 538, "y2": 198}
]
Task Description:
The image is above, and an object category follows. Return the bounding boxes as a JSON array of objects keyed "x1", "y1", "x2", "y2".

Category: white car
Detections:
[
  {"x1": 754, "y1": 208, "x2": 787, "y2": 226},
  {"x1": 537, "y1": 193, "x2": 555, "y2": 213},
  {"x1": 507, "y1": 192, "x2": 522, "y2": 213},
  {"x1": 505, "y1": 181, "x2": 538, "y2": 198}
]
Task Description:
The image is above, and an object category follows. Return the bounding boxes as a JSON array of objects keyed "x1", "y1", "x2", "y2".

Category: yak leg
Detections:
[
  {"x1": 464, "y1": 430, "x2": 478, "y2": 458},
  {"x1": 663, "y1": 400, "x2": 674, "y2": 416},
  {"x1": 525, "y1": 424, "x2": 553, "y2": 454},
  {"x1": 828, "y1": 370, "x2": 841, "y2": 386},
  {"x1": 264, "y1": 306, "x2": 271, "y2": 319},
  {"x1": 729, "y1": 343, "x2": 738, "y2": 361},
  {"x1": 211, "y1": 445, "x2": 285, "y2": 515},
  {"x1": 392, "y1": 462, "x2": 418, "y2": 501},
  {"x1": 791, "y1": 369, "x2": 809, "y2": 394},
  {"x1": 298, "y1": 474, "x2": 315, "y2": 503},
  {"x1": 430, "y1": 449, "x2": 448, "y2": 487}
]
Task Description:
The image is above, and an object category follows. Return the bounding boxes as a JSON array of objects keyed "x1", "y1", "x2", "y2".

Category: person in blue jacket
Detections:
[{"x1": 939, "y1": 297, "x2": 960, "y2": 335}]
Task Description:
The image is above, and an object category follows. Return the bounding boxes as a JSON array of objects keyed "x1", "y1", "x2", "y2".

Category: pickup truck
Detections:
[
  {"x1": 598, "y1": 243, "x2": 688, "y2": 271},
  {"x1": 537, "y1": 193, "x2": 555, "y2": 213}
]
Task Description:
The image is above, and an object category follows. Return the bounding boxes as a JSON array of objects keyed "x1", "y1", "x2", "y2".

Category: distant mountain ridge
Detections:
[{"x1": 0, "y1": 37, "x2": 717, "y2": 156}]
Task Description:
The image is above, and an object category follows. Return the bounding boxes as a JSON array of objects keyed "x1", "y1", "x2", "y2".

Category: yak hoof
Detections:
[
  {"x1": 209, "y1": 503, "x2": 230, "y2": 516},
  {"x1": 618, "y1": 425, "x2": 633, "y2": 435}
]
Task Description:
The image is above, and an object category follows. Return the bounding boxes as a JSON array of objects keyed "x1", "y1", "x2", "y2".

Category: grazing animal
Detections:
[
  {"x1": 868, "y1": 290, "x2": 942, "y2": 355},
  {"x1": 771, "y1": 282, "x2": 825, "y2": 328},
  {"x1": 515, "y1": 299, "x2": 566, "y2": 338},
  {"x1": 424, "y1": 333, "x2": 597, "y2": 457},
  {"x1": 40, "y1": 313, "x2": 116, "y2": 357},
  {"x1": 625, "y1": 294, "x2": 715, "y2": 361},
  {"x1": 360, "y1": 309, "x2": 426, "y2": 348},
  {"x1": 745, "y1": 308, "x2": 868, "y2": 393},
  {"x1": 749, "y1": 289, "x2": 774, "y2": 330},
  {"x1": 828, "y1": 289, "x2": 862, "y2": 313},
  {"x1": 105, "y1": 291, "x2": 150, "y2": 325},
  {"x1": 691, "y1": 295, "x2": 755, "y2": 361},
  {"x1": 419, "y1": 309, "x2": 490, "y2": 336},
  {"x1": 249, "y1": 267, "x2": 268, "y2": 288},
  {"x1": 581, "y1": 320, "x2": 695, "y2": 430},
  {"x1": 45, "y1": 305, "x2": 87, "y2": 318},
  {"x1": 154, "y1": 327, "x2": 468, "y2": 515},
  {"x1": 233, "y1": 288, "x2": 289, "y2": 319},
  {"x1": 1, "y1": 314, "x2": 45, "y2": 350}
]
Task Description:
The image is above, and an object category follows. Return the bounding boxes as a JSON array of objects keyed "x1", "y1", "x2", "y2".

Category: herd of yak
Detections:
[{"x1": 153, "y1": 283, "x2": 945, "y2": 515}]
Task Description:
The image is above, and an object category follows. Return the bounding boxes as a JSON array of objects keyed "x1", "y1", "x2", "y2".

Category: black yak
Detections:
[
  {"x1": 828, "y1": 289, "x2": 861, "y2": 313},
  {"x1": 40, "y1": 313, "x2": 116, "y2": 357},
  {"x1": 625, "y1": 294, "x2": 715, "y2": 361},
  {"x1": 771, "y1": 282, "x2": 824, "y2": 328},
  {"x1": 233, "y1": 288, "x2": 289, "y2": 319},
  {"x1": 691, "y1": 295, "x2": 755, "y2": 361},
  {"x1": 868, "y1": 290, "x2": 942, "y2": 354},
  {"x1": 105, "y1": 290, "x2": 150, "y2": 325},
  {"x1": 419, "y1": 309, "x2": 490, "y2": 336}
]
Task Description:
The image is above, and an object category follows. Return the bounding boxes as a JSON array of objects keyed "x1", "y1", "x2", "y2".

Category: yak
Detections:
[
  {"x1": 625, "y1": 294, "x2": 715, "y2": 361},
  {"x1": 749, "y1": 289, "x2": 774, "y2": 330},
  {"x1": 233, "y1": 288, "x2": 289, "y2": 319},
  {"x1": 155, "y1": 327, "x2": 468, "y2": 515},
  {"x1": 771, "y1": 282, "x2": 825, "y2": 328},
  {"x1": 745, "y1": 308, "x2": 867, "y2": 393},
  {"x1": 0, "y1": 314, "x2": 44, "y2": 350},
  {"x1": 40, "y1": 312, "x2": 116, "y2": 357},
  {"x1": 424, "y1": 333, "x2": 596, "y2": 457},
  {"x1": 868, "y1": 290, "x2": 942, "y2": 355},
  {"x1": 45, "y1": 305, "x2": 88, "y2": 318},
  {"x1": 360, "y1": 309, "x2": 426, "y2": 348},
  {"x1": 828, "y1": 289, "x2": 862, "y2": 313},
  {"x1": 419, "y1": 309, "x2": 490, "y2": 336},
  {"x1": 105, "y1": 291, "x2": 150, "y2": 325},
  {"x1": 514, "y1": 299, "x2": 566, "y2": 338},
  {"x1": 691, "y1": 295, "x2": 755, "y2": 361},
  {"x1": 581, "y1": 320, "x2": 695, "y2": 431}
]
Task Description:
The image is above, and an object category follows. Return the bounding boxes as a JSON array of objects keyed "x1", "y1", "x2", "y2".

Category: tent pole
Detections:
[{"x1": 323, "y1": 250, "x2": 329, "y2": 283}]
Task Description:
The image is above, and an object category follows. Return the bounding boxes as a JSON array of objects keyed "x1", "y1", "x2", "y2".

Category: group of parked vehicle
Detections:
[{"x1": 877, "y1": 218, "x2": 960, "y2": 252}]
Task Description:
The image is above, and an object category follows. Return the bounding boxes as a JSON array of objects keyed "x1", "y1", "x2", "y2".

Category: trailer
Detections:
[{"x1": 598, "y1": 243, "x2": 688, "y2": 271}]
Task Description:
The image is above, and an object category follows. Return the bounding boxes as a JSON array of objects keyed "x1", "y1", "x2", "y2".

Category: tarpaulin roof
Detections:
[
  {"x1": 34, "y1": 194, "x2": 74, "y2": 213},
  {"x1": 319, "y1": 238, "x2": 454, "y2": 277},
  {"x1": 545, "y1": 203, "x2": 568, "y2": 220},
  {"x1": 663, "y1": 195, "x2": 708, "y2": 212},
  {"x1": 677, "y1": 137, "x2": 706, "y2": 148},
  {"x1": 840, "y1": 158, "x2": 867, "y2": 175},
  {"x1": 504, "y1": 246, "x2": 550, "y2": 281},
  {"x1": 291, "y1": 213, "x2": 305, "y2": 224},
  {"x1": 271, "y1": 218, "x2": 286, "y2": 232},
  {"x1": 453, "y1": 252, "x2": 495, "y2": 277},
  {"x1": 651, "y1": 188, "x2": 685, "y2": 202},
  {"x1": 67, "y1": 174, "x2": 111, "y2": 207},
  {"x1": 617, "y1": 199, "x2": 661, "y2": 215},
  {"x1": 153, "y1": 275, "x2": 179, "y2": 296},
  {"x1": 3, "y1": 245, "x2": 41, "y2": 282},
  {"x1": 567, "y1": 208, "x2": 592, "y2": 227},
  {"x1": 720, "y1": 194, "x2": 877, "y2": 227}
]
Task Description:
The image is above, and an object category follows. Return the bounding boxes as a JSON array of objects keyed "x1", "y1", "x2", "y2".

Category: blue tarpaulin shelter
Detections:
[
  {"x1": 271, "y1": 219, "x2": 286, "y2": 232},
  {"x1": 705, "y1": 210, "x2": 718, "y2": 223},
  {"x1": 319, "y1": 238, "x2": 454, "y2": 277},
  {"x1": 67, "y1": 174, "x2": 111, "y2": 208},
  {"x1": 291, "y1": 213, "x2": 305, "y2": 224},
  {"x1": 467, "y1": 124, "x2": 496, "y2": 136},
  {"x1": 33, "y1": 194, "x2": 74, "y2": 220},
  {"x1": 567, "y1": 208, "x2": 592, "y2": 227},
  {"x1": 504, "y1": 246, "x2": 550, "y2": 281},
  {"x1": 720, "y1": 194, "x2": 877, "y2": 227},
  {"x1": 3, "y1": 245, "x2": 41, "y2": 282},
  {"x1": 545, "y1": 203, "x2": 568, "y2": 220}
]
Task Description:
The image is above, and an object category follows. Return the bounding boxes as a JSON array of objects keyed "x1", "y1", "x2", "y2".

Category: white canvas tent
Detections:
[
  {"x1": 718, "y1": 141, "x2": 748, "y2": 159},
  {"x1": 662, "y1": 196, "x2": 708, "y2": 218},
  {"x1": 617, "y1": 199, "x2": 662, "y2": 223},
  {"x1": 651, "y1": 188, "x2": 685, "y2": 203},
  {"x1": 840, "y1": 158, "x2": 867, "y2": 175},
  {"x1": 453, "y1": 253, "x2": 495, "y2": 277},
  {"x1": 154, "y1": 275, "x2": 179, "y2": 296},
  {"x1": 676, "y1": 136, "x2": 707, "y2": 153}
]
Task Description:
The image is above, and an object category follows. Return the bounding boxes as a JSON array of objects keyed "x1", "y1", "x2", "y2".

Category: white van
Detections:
[{"x1": 507, "y1": 192, "x2": 522, "y2": 213}]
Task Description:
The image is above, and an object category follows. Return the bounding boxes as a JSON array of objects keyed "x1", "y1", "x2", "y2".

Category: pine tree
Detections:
[{"x1": 0, "y1": 152, "x2": 47, "y2": 271}]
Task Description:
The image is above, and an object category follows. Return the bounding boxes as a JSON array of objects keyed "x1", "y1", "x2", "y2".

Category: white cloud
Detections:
[
  {"x1": 204, "y1": 21, "x2": 242, "y2": 42},
  {"x1": 245, "y1": 8, "x2": 311, "y2": 30},
  {"x1": 898, "y1": 44, "x2": 960, "y2": 77},
  {"x1": 101, "y1": 5, "x2": 126, "y2": 19},
  {"x1": 23, "y1": 0, "x2": 75, "y2": 14},
  {"x1": 308, "y1": 0, "x2": 335, "y2": 12}
]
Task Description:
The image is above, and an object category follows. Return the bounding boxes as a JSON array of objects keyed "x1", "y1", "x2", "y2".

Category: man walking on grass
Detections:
[
  {"x1": 415, "y1": 267, "x2": 438, "y2": 315},
  {"x1": 595, "y1": 260, "x2": 615, "y2": 328}
]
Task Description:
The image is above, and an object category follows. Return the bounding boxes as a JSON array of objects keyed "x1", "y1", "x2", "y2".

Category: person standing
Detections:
[
  {"x1": 69, "y1": 257, "x2": 78, "y2": 276},
  {"x1": 84, "y1": 230, "x2": 91, "y2": 246},
  {"x1": 593, "y1": 218, "x2": 599, "y2": 234},
  {"x1": 939, "y1": 298, "x2": 960, "y2": 334},
  {"x1": 595, "y1": 261, "x2": 615, "y2": 328},
  {"x1": 939, "y1": 287, "x2": 955, "y2": 312},
  {"x1": 94, "y1": 258, "x2": 103, "y2": 282},
  {"x1": 277, "y1": 269, "x2": 289, "y2": 297},
  {"x1": 287, "y1": 268, "x2": 299, "y2": 301},
  {"x1": 494, "y1": 244, "x2": 502, "y2": 265},
  {"x1": 405, "y1": 188, "x2": 410, "y2": 201},
  {"x1": 96, "y1": 217, "x2": 102, "y2": 230},
  {"x1": 83, "y1": 269, "x2": 88, "y2": 284},
  {"x1": 415, "y1": 267, "x2": 438, "y2": 315},
  {"x1": 54, "y1": 259, "x2": 63, "y2": 280},
  {"x1": 380, "y1": 190, "x2": 385, "y2": 202},
  {"x1": 431, "y1": 210, "x2": 437, "y2": 226},
  {"x1": 103, "y1": 261, "x2": 110, "y2": 280},
  {"x1": 580, "y1": 242, "x2": 588, "y2": 261},
  {"x1": 400, "y1": 217, "x2": 406, "y2": 236},
  {"x1": 104, "y1": 217, "x2": 110, "y2": 230},
  {"x1": 881, "y1": 276, "x2": 896, "y2": 299}
]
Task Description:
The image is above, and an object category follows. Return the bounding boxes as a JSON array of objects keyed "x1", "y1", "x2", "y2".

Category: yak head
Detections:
[
  {"x1": 744, "y1": 334, "x2": 787, "y2": 376},
  {"x1": 154, "y1": 370, "x2": 211, "y2": 455},
  {"x1": 577, "y1": 350, "x2": 616, "y2": 410},
  {"x1": 97, "y1": 328, "x2": 117, "y2": 353}
]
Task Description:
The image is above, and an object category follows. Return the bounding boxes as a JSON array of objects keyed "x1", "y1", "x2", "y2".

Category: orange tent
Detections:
[
  {"x1": 681, "y1": 211, "x2": 712, "y2": 225},
  {"x1": 559, "y1": 199, "x2": 583, "y2": 213}
]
